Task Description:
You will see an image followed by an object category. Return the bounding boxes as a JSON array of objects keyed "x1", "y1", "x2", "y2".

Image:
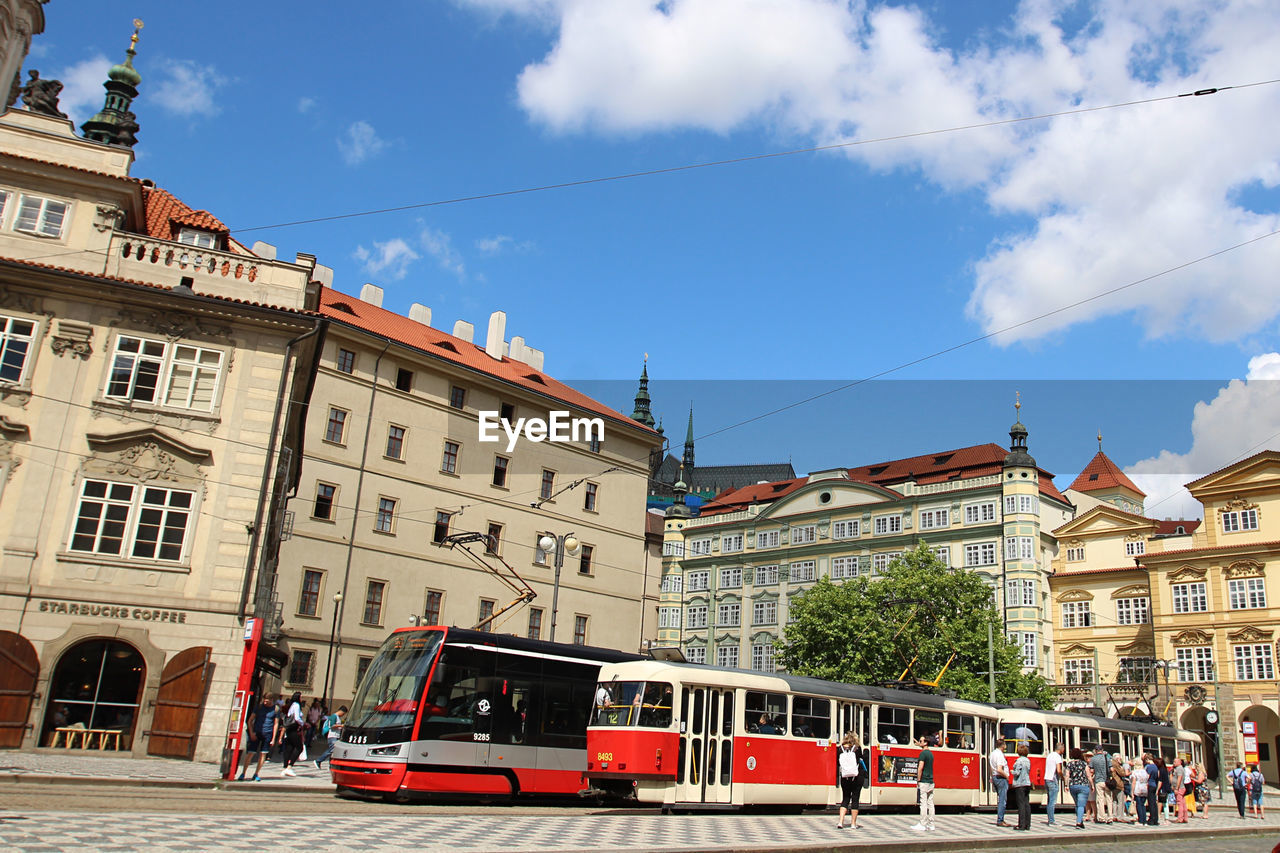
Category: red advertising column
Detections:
[{"x1": 224, "y1": 617, "x2": 263, "y2": 780}]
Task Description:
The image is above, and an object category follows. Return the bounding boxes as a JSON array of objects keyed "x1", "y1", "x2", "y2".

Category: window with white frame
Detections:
[
  {"x1": 660, "y1": 575, "x2": 683, "y2": 593},
  {"x1": 1008, "y1": 578, "x2": 1036, "y2": 607},
  {"x1": 1222, "y1": 508, "x2": 1259, "y2": 533},
  {"x1": 871, "y1": 551, "x2": 901, "y2": 574},
  {"x1": 1116, "y1": 657, "x2": 1155, "y2": 684},
  {"x1": 685, "y1": 646, "x2": 706, "y2": 665},
  {"x1": 0, "y1": 315, "x2": 36, "y2": 383},
  {"x1": 919, "y1": 508, "x2": 949, "y2": 529},
  {"x1": 754, "y1": 564, "x2": 779, "y2": 585},
  {"x1": 751, "y1": 642, "x2": 775, "y2": 672},
  {"x1": 1125, "y1": 540, "x2": 1146, "y2": 556},
  {"x1": 752, "y1": 600, "x2": 777, "y2": 625},
  {"x1": 1228, "y1": 577, "x2": 1267, "y2": 609},
  {"x1": 1005, "y1": 536, "x2": 1035, "y2": 561},
  {"x1": 789, "y1": 560, "x2": 816, "y2": 582},
  {"x1": 686, "y1": 570, "x2": 709, "y2": 591},
  {"x1": 657, "y1": 607, "x2": 681, "y2": 629},
  {"x1": 832, "y1": 519, "x2": 860, "y2": 539},
  {"x1": 719, "y1": 567, "x2": 742, "y2": 589},
  {"x1": 933, "y1": 545, "x2": 950, "y2": 566},
  {"x1": 964, "y1": 501, "x2": 997, "y2": 524},
  {"x1": 105, "y1": 336, "x2": 225, "y2": 411},
  {"x1": 790, "y1": 524, "x2": 816, "y2": 545},
  {"x1": 70, "y1": 479, "x2": 194, "y2": 562},
  {"x1": 721, "y1": 533, "x2": 744, "y2": 553},
  {"x1": 1176, "y1": 646, "x2": 1214, "y2": 682},
  {"x1": 1004, "y1": 494, "x2": 1037, "y2": 516},
  {"x1": 1115, "y1": 596, "x2": 1150, "y2": 625},
  {"x1": 686, "y1": 605, "x2": 708, "y2": 629},
  {"x1": 1234, "y1": 644, "x2": 1275, "y2": 680},
  {"x1": 716, "y1": 645, "x2": 739, "y2": 669},
  {"x1": 873, "y1": 515, "x2": 902, "y2": 535},
  {"x1": 689, "y1": 537, "x2": 712, "y2": 556},
  {"x1": 1018, "y1": 632, "x2": 1037, "y2": 667},
  {"x1": 756, "y1": 530, "x2": 779, "y2": 549},
  {"x1": 1063, "y1": 658, "x2": 1095, "y2": 684},
  {"x1": 13, "y1": 194, "x2": 69, "y2": 237},
  {"x1": 1061, "y1": 600, "x2": 1091, "y2": 628},
  {"x1": 1172, "y1": 581, "x2": 1208, "y2": 614},
  {"x1": 177, "y1": 228, "x2": 217, "y2": 248},
  {"x1": 1065, "y1": 546, "x2": 1085, "y2": 562},
  {"x1": 831, "y1": 555, "x2": 861, "y2": 580},
  {"x1": 717, "y1": 603, "x2": 740, "y2": 626},
  {"x1": 662, "y1": 541, "x2": 684, "y2": 557},
  {"x1": 963, "y1": 542, "x2": 997, "y2": 566}
]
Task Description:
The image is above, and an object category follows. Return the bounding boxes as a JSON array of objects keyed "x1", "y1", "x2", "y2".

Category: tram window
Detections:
[
  {"x1": 677, "y1": 734, "x2": 687, "y2": 783},
  {"x1": 691, "y1": 738, "x2": 703, "y2": 786},
  {"x1": 792, "y1": 696, "x2": 830, "y2": 739},
  {"x1": 1001, "y1": 722, "x2": 1044, "y2": 754},
  {"x1": 722, "y1": 691, "x2": 734, "y2": 736},
  {"x1": 681, "y1": 688, "x2": 690, "y2": 733},
  {"x1": 1142, "y1": 735, "x2": 1160, "y2": 756},
  {"x1": 877, "y1": 706, "x2": 909, "y2": 745},
  {"x1": 721, "y1": 740, "x2": 733, "y2": 785},
  {"x1": 1099, "y1": 729, "x2": 1121, "y2": 752},
  {"x1": 1159, "y1": 738, "x2": 1175, "y2": 761},
  {"x1": 745, "y1": 691, "x2": 786, "y2": 735},
  {"x1": 592, "y1": 680, "x2": 643, "y2": 726},
  {"x1": 491, "y1": 678, "x2": 536, "y2": 745},
  {"x1": 638, "y1": 682, "x2": 675, "y2": 728},
  {"x1": 536, "y1": 676, "x2": 590, "y2": 750},
  {"x1": 707, "y1": 739, "x2": 718, "y2": 787},
  {"x1": 418, "y1": 652, "x2": 483, "y2": 741},
  {"x1": 693, "y1": 690, "x2": 705, "y2": 736},
  {"x1": 1177, "y1": 739, "x2": 1192, "y2": 760},
  {"x1": 1079, "y1": 728, "x2": 1099, "y2": 751},
  {"x1": 709, "y1": 693, "x2": 720, "y2": 744},
  {"x1": 914, "y1": 709, "x2": 943, "y2": 745},
  {"x1": 947, "y1": 714, "x2": 976, "y2": 750}
]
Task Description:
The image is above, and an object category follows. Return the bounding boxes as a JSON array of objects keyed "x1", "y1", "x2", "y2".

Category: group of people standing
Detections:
[{"x1": 235, "y1": 692, "x2": 347, "y2": 781}]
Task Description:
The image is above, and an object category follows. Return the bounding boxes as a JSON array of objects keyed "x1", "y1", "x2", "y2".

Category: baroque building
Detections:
[{"x1": 657, "y1": 413, "x2": 1072, "y2": 678}]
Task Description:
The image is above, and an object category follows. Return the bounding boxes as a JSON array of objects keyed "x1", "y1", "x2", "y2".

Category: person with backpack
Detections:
[
  {"x1": 277, "y1": 691, "x2": 305, "y2": 777},
  {"x1": 1247, "y1": 763, "x2": 1266, "y2": 819},
  {"x1": 833, "y1": 732, "x2": 866, "y2": 829},
  {"x1": 1130, "y1": 753, "x2": 1150, "y2": 825},
  {"x1": 1228, "y1": 761, "x2": 1248, "y2": 818},
  {"x1": 314, "y1": 705, "x2": 347, "y2": 770}
]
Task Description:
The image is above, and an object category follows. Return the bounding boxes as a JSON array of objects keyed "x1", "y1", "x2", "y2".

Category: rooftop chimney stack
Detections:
[
  {"x1": 485, "y1": 311, "x2": 507, "y2": 360},
  {"x1": 359, "y1": 283, "x2": 384, "y2": 308},
  {"x1": 251, "y1": 241, "x2": 277, "y2": 260},
  {"x1": 409, "y1": 303, "x2": 431, "y2": 326},
  {"x1": 452, "y1": 320, "x2": 474, "y2": 343}
]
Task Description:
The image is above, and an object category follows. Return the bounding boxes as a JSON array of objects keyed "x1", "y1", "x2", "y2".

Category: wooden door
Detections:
[
  {"x1": 0, "y1": 631, "x2": 38, "y2": 748},
  {"x1": 148, "y1": 646, "x2": 212, "y2": 759}
]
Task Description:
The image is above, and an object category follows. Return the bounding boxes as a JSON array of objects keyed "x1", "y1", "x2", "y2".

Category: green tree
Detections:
[{"x1": 777, "y1": 542, "x2": 1056, "y2": 707}]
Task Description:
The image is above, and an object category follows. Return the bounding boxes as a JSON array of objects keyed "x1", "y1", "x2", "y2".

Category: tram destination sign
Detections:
[{"x1": 38, "y1": 598, "x2": 189, "y2": 623}]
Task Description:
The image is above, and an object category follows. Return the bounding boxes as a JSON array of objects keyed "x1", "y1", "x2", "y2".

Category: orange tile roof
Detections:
[
  {"x1": 318, "y1": 287, "x2": 658, "y2": 436},
  {"x1": 1054, "y1": 564, "x2": 1145, "y2": 578},
  {"x1": 141, "y1": 186, "x2": 231, "y2": 241},
  {"x1": 1154, "y1": 519, "x2": 1200, "y2": 536},
  {"x1": 1068, "y1": 451, "x2": 1146, "y2": 496}
]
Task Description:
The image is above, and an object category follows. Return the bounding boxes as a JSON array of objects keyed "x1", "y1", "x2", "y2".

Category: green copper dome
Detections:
[{"x1": 109, "y1": 57, "x2": 141, "y2": 88}]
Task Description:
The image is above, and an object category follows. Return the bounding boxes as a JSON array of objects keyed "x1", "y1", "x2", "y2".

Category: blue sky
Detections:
[{"x1": 35, "y1": 1, "x2": 1280, "y2": 514}]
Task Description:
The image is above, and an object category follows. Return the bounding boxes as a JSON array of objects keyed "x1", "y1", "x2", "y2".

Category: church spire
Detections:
[
  {"x1": 629, "y1": 354, "x2": 656, "y2": 428},
  {"x1": 82, "y1": 19, "x2": 143, "y2": 149},
  {"x1": 1003, "y1": 391, "x2": 1036, "y2": 468},
  {"x1": 682, "y1": 405, "x2": 695, "y2": 475}
]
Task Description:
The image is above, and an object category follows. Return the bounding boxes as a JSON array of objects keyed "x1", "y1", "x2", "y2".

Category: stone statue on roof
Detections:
[{"x1": 19, "y1": 70, "x2": 66, "y2": 118}]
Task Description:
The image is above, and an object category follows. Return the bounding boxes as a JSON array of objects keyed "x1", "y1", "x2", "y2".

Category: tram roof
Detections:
[{"x1": 393, "y1": 625, "x2": 647, "y2": 665}]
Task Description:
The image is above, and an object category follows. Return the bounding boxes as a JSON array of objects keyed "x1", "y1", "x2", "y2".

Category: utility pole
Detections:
[{"x1": 988, "y1": 621, "x2": 997, "y2": 703}]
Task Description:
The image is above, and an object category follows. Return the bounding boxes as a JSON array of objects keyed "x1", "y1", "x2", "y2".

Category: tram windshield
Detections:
[
  {"x1": 1001, "y1": 721, "x2": 1044, "y2": 754},
  {"x1": 348, "y1": 630, "x2": 444, "y2": 731},
  {"x1": 591, "y1": 680, "x2": 673, "y2": 727}
]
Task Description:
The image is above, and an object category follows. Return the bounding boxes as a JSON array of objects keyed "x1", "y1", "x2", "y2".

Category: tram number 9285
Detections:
[{"x1": 473, "y1": 733, "x2": 491, "y2": 742}]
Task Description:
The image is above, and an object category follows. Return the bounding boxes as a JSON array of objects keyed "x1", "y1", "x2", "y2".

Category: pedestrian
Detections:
[
  {"x1": 990, "y1": 736, "x2": 1011, "y2": 827},
  {"x1": 1247, "y1": 763, "x2": 1265, "y2": 819},
  {"x1": 1110, "y1": 755, "x2": 1130, "y2": 822},
  {"x1": 1044, "y1": 742, "x2": 1065, "y2": 826},
  {"x1": 1083, "y1": 751, "x2": 1097, "y2": 822},
  {"x1": 1193, "y1": 762, "x2": 1210, "y2": 818},
  {"x1": 314, "y1": 706, "x2": 347, "y2": 770},
  {"x1": 1229, "y1": 761, "x2": 1248, "y2": 818},
  {"x1": 910, "y1": 735, "x2": 937, "y2": 832},
  {"x1": 1090, "y1": 745, "x2": 1113, "y2": 823},
  {"x1": 306, "y1": 697, "x2": 324, "y2": 746},
  {"x1": 1011, "y1": 743, "x2": 1032, "y2": 830},
  {"x1": 1183, "y1": 759, "x2": 1197, "y2": 816},
  {"x1": 237, "y1": 693, "x2": 274, "y2": 782},
  {"x1": 1156, "y1": 756, "x2": 1173, "y2": 823},
  {"x1": 1172, "y1": 757, "x2": 1188, "y2": 822},
  {"x1": 278, "y1": 691, "x2": 305, "y2": 777},
  {"x1": 834, "y1": 732, "x2": 865, "y2": 829},
  {"x1": 1145, "y1": 754, "x2": 1163, "y2": 826},
  {"x1": 1066, "y1": 747, "x2": 1092, "y2": 829},
  {"x1": 1131, "y1": 753, "x2": 1150, "y2": 825}
]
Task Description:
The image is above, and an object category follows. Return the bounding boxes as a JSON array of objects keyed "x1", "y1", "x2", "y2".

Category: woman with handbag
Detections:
[{"x1": 278, "y1": 691, "x2": 305, "y2": 777}]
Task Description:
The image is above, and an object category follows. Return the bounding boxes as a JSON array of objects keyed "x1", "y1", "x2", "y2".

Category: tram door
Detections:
[
  {"x1": 676, "y1": 685, "x2": 734, "y2": 804},
  {"x1": 980, "y1": 718, "x2": 999, "y2": 805}
]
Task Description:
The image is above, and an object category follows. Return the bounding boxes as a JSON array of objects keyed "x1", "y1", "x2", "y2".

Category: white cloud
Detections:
[
  {"x1": 150, "y1": 59, "x2": 226, "y2": 117},
  {"x1": 51, "y1": 55, "x2": 112, "y2": 125},
  {"x1": 298, "y1": 96, "x2": 316, "y2": 113},
  {"x1": 459, "y1": 0, "x2": 1280, "y2": 344},
  {"x1": 1126, "y1": 353, "x2": 1280, "y2": 520},
  {"x1": 421, "y1": 226, "x2": 466, "y2": 278},
  {"x1": 353, "y1": 238, "x2": 420, "y2": 280},
  {"x1": 337, "y1": 120, "x2": 387, "y2": 165},
  {"x1": 475, "y1": 234, "x2": 534, "y2": 254}
]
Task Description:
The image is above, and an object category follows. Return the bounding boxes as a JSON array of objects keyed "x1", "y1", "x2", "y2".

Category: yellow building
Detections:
[{"x1": 1051, "y1": 449, "x2": 1280, "y2": 782}]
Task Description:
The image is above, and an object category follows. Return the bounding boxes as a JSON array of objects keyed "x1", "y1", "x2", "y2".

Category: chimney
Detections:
[
  {"x1": 524, "y1": 346, "x2": 545, "y2": 372},
  {"x1": 485, "y1": 311, "x2": 507, "y2": 360},
  {"x1": 452, "y1": 320, "x2": 474, "y2": 343},
  {"x1": 251, "y1": 241, "x2": 277, "y2": 260},
  {"x1": 359, "y1": 283, "x2": 384, "y2": 307},
  {"x1": 509, "y1": 335, "x2": 527, "y2": 364},
  {"x1": 311, "y1": 263, "x2": 334, "y2": 287},
  {"x1": 409, "y1": 303, "x2": 431, "y2": 326}
]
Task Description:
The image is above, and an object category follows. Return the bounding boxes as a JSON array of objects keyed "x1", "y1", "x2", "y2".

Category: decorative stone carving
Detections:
[
  {"x1": 1224, "y1": 559, "x2": 1265, "y2": 580},
  {"x1": 1171, "y1": 628, "x2": 1213, "y2": 646},
  {"x1": 1112, "y1": 584, "x2": 1150, "y2": 599},
  {"x1": 83, "y1": 427, "x2": 212, "y2": 485},
  {"x1": 1168, "y1": 565, "x2": 1207, "y2": 583},
  {"x1": 19, "y1": 69, "x2": 66, "y2": 118},
  {"x1": 1116, "y1": 639, "x2": 1155, "y2": 655},
  {"x1": 93, "y1": 204, "x2": 123, "y2": 232},
  {"x1": 1221, "y1": 497, "x2": 1259, "y2": 512},
  {"x1": 1227, "y1": 626, "x2": 1273, "y2": 643},
  {"x1": 0, "y1": 285, "x2": 45, "y2": 316},
  {"x1": 1057, "y1": 589, "x2": 1094, "y2": 602},
  {"x1": 1062, "y1": 642, "x2": 1095, "y2": 656},
  {"x1": 110, "y1": 307, "x2": 233, "y2": 343},
  {"x1": 50, "y1": 319, "x2": 92, "y2": 359}
]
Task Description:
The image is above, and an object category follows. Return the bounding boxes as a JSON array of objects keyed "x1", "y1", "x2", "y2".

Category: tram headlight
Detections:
[{"x1": 367, "y1": 744, "x2": 403, "y2": 757}]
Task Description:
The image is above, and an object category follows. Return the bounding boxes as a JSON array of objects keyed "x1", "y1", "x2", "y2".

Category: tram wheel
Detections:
[{"x1": 383, "y1": 791, "x2": 413, "y2": 805}]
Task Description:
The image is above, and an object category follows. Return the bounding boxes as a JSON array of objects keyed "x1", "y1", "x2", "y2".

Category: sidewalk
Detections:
[{"x1": 0, "y1": 749, "x2": 335, "y2": 791}]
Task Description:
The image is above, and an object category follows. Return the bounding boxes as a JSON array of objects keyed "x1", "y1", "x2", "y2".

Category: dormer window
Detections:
[{"x1": 177, "y1": 228, "x2": 217, "y2": 249}]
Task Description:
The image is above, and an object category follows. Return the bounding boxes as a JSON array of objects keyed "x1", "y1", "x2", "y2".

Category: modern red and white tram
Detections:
[{"x1": 585, "y1": 660, "x2": 1202, "y2": 810}]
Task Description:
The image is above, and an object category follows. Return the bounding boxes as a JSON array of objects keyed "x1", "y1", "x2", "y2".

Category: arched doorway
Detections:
[
  {"x1": 1180, "y1": 706, "x2": 1218, "y2": 778},
  {"x1": 1239, "y1": 705, "x2": 1280, "y2": 783},
  {"x1": 41, "y1": 639, "x2": 145, "y2": 750}
]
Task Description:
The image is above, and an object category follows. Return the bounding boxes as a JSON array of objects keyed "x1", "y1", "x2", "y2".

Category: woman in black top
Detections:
[{"x1": 835, "y1": 732, "x2": 865, "y2": 829}]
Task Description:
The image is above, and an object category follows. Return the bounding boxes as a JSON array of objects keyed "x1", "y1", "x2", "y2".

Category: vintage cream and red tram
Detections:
[{"x1": 585, "y1": 660, "x2": 1202, "y2": 810}]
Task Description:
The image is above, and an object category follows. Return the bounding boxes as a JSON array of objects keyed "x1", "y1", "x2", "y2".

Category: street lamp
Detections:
[
  {"x1": 538, "y1": 532, "x2": 579, "y2": 643},
  {"x1": 322, "y1": 591, "x2": 343, "y2": 707}
]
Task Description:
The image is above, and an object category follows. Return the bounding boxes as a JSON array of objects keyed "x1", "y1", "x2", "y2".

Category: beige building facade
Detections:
[{"x1": 273, "y1": 287, "x2": 664, "y2": 706}]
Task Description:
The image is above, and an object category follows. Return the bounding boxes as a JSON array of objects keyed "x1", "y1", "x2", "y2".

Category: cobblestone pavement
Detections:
[
  {"x1": 0, "y1": 751, "x2": 331, "y2": 788},
  {"x1": 0, "y1": 807, "x2": 1274, "y2": 852}
]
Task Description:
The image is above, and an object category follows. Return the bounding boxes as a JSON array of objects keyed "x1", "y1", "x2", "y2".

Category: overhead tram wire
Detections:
[{"x1": 229, "y1": 79, "x2": 1280, "y2": 234}]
